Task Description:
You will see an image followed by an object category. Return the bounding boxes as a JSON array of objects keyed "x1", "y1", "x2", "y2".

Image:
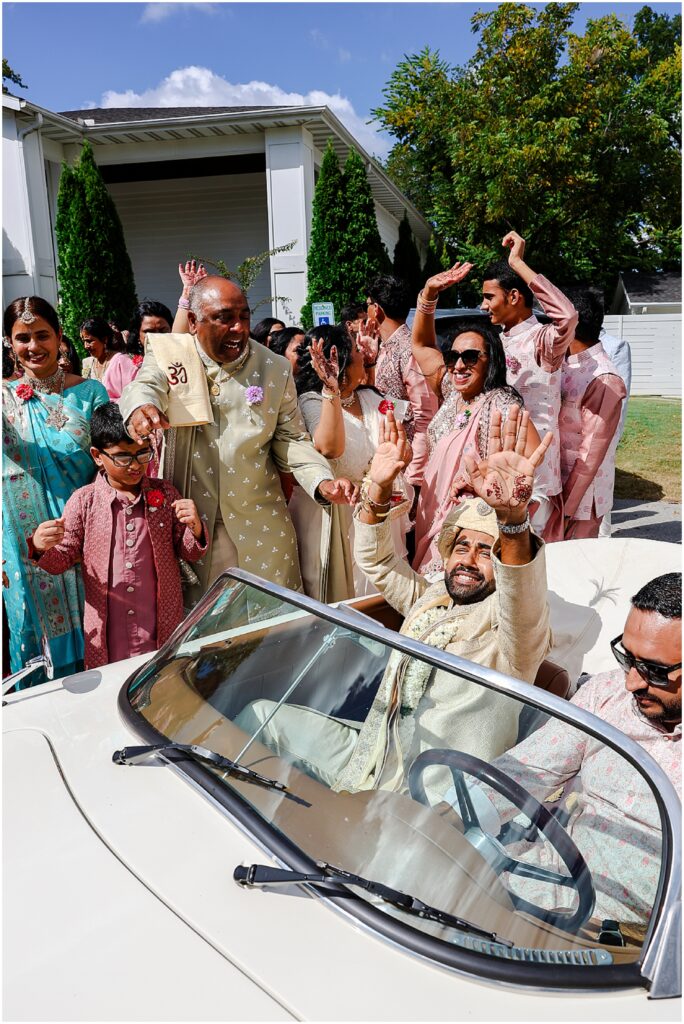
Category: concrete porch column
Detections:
[{"x1": 264, "y1": 126, "x2": 314, "y2": 326}]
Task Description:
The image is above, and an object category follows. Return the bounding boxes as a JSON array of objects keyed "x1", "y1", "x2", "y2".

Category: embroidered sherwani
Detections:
[
  {"x1": 119, "y1": 337, "x2": 333, "y2": 604},
  {"x1": 501, "y1": 276, "x2": 578, "y2": 541},
  {"x1": 235, "y1": 517, "x2": 551, "y2": 799}
]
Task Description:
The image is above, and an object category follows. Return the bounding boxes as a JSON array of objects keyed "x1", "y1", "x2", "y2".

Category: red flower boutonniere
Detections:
[
  {"x1": 378, "y1": 399, "x2": 395, "y2": 415},
  {"x1": 131, "y1": 355, "x2": 144, "y2": 368},
  {"x1": 15, "y1": 383, "x2": 35, "y2": 402},
  {"x1": 146, "y1": 489, "x2": 165, "y2": 509}
]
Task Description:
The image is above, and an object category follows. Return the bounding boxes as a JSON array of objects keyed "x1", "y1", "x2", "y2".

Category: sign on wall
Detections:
[{"x1": 312, "y1": 302, "x2": 335, "y2": 326}]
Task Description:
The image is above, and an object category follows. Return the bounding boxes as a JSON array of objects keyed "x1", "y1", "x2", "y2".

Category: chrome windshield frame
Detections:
[{"x1": 119, "y1": 568, "x2": 681, "y2": 999}]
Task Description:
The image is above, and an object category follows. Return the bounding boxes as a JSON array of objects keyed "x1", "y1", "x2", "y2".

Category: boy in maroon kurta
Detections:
[{"x1": 29, "y1": 403, "x2": 208, "y2": 669}]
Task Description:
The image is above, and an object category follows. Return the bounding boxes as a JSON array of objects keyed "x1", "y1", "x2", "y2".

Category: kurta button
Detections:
[
  {"x1": 127, "y1": 609, "x2": 134, "y2": 615},
  {"x1": 126, "y1": 539, "x2": 134, "y2": 548},
  {"x1": 125, "y1": 562, "x2": 133, "y2": 569},
  {"x1": 211, "y1": 383, "x2": 221, "y2": 396},
  {"x1": 126, "y1": 585, "x2": 135, "y2": 593},
  {"x1": 126, "y1": 523, "x2": 135, "y2": 532},
  {"x1": 125, "y1": 507, "x2": 132, "y2": 515}
]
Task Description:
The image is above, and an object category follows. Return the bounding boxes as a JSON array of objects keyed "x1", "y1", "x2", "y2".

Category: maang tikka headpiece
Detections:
[{"x1": 19, "y1": 297, "x2": 36, "y2": 325}]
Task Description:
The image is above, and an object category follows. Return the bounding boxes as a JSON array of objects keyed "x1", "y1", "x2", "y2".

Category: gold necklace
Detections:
[{"x1": 91, "y1": 353, "x2": 114, "y2": 381}]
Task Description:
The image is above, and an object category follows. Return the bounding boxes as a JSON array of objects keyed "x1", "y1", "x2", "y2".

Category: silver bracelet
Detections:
[
  {"x1": 496, "y1": 512, "x2": 530, "y2": 535},
  {"x1": 321, "y1": 387, "x2": 340, "y2": 402}
]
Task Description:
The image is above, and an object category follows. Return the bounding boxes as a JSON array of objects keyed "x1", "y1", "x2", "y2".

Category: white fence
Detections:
[{"x1": 603, "y1": 314, "x2": 681, "y2": 398}]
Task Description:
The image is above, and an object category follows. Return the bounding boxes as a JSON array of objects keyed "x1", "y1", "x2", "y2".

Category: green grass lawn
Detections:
[{"x1": 614, "y1": 397, "x2": 681, "y2": 502}]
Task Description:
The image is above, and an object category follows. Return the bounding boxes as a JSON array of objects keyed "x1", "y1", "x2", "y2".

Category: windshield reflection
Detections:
[{"x1": 126, "y1": 576, "x2": 665, "y2": 967}]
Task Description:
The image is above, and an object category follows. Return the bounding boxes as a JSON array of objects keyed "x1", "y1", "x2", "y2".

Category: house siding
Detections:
[
  {"x1": 603, "y1": 314, "x2": 681, "y2": 398},
  {"x1": 107, "y1": 172, "x2": 271, "y2": 315}
]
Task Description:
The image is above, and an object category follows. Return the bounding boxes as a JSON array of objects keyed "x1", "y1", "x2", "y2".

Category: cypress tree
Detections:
[
  {"x1": 393, "y1": 210, "x2": 422, "y2": 298},
  {"x1": 339, "y1": 147, "x2": 391, "y2": 303},
  {"x1": 55, "y1": 162, "x2": 90, "y2": 348},
  {"x1": 301, "y1": 140, "x2": 347, "y2": 328},
  {"x1": 55, "y1": 141, "x2": 137, "y2": 350}
]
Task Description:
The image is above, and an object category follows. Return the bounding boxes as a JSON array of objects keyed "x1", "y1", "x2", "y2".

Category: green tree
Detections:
[
  {"x1": 374, "y1": 4, "x2": 681, "y2": 296},
  {"x1": 55, "y1": 141, "x2": 137, "y2": 350},
  {"x1": 2, "y1": 58, "x2": 27, "y2": 94},
  {"x1": 339, "y1": 147, "x2": 391, "y2": 300},
  {"x1": 393, "y1": 210, "x2": 422, "y2": 297},
  {"x1": 301, "y1": 141, "x2": 348, "y2": 328},
  {"x1": 55, "y1": 163, "x2": 90, "y2": 347}
]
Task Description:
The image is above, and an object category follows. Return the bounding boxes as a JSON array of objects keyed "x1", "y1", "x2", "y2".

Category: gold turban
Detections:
[{"x1": 437, "y1": 497, "x2": 499, "y2": 563}]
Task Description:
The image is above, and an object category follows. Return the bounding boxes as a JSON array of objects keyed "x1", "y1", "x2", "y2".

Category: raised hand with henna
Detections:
[
  {"x1": 309, "y1": 338, "x2": 340, "y2": 393},
  {"x1": 178, "y1": 259, "x2": 208, "y2": 290},
  {"x1": 462, "y1": 406, "x2": 552, "y2": 526},
  {"x1": 422, "y1": 261, "x2": 474, "y2": 302}
]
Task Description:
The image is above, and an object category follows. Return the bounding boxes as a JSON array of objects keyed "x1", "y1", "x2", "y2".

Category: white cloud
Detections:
[
  {"x1": 309, "y1": 28, "x2": 329, "y2": 48},
  {"x1": 96, "y1": 65, "x2": 390, "y2": 158},
  {"x1": 140, "y1": 3, "x2": 218, "y2": 24},
  {"x1": 338, "y1": 48, "x2": 352, "y2": 63}
]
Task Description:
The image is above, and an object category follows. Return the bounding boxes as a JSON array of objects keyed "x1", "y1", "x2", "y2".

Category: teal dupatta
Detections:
[{"x1": 2, "y1": 378, "x2": 108, "y2": 684}]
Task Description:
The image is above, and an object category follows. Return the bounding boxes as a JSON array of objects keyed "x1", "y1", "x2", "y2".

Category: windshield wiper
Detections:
[
  {"x1": 234, "y1": 861, "x2": 513, "y2": 948},
  {"x1": 113, "y1": 742, "x2": 288, "y2": 792}
]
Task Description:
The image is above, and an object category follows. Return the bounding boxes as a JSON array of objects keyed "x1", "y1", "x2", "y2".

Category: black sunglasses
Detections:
[
  {"x1": 443, "y1": 348, "x2": 486, "y2": 369},
  {"x1": 610, "y1": 634, "x2": 682, "y2": 688}
]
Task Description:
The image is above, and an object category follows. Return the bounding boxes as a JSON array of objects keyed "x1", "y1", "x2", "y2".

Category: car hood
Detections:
[{"x1": 3, "y1": 659, "x2": 678, "y2": 1022}]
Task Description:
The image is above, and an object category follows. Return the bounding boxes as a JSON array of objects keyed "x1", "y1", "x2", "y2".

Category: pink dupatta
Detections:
[{"x1": 413, "y1": 389, "x2": 520, "y2": 575}]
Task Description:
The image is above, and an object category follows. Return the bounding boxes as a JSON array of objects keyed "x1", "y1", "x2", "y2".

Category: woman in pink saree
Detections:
[{"x1": 413, "y1": 319, "x2": 541, "y2": 576}]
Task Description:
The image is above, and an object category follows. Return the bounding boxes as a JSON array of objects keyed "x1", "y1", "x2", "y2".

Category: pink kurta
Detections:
[
  {"x1": 480, "y1": 670, "x2": 680, "y2": 924},
  {"x1": 31, "y1": 472, "x2": 208, "y2": 669},
  {"x1": 106, "y1": 490, "x2": 158, "y2": 661},
  {"x1": 559, "y1": 345, "x2": 627, "y2": 539},
  {"x1": 375, "y1": 323, "x2": 438, "y2": 486},
  {"x1": 501, "y1": 275, "x2": 577, "y2": 540},
  {"x1": 413, "y1": 388, "x2": 521, "y2": 575}
]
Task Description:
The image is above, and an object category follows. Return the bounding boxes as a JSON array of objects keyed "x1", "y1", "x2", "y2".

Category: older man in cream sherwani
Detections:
[
  {"x1": 236, "y1": 408, "x2": 553, "y2": 800},
  {"x1": 120, "y1": 277, "x2": 355, "y2": 606}
]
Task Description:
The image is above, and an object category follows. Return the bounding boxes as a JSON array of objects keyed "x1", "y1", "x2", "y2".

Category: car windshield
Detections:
[{"x1": 123, "y1": 574, "x2": 671, "y2": 983}]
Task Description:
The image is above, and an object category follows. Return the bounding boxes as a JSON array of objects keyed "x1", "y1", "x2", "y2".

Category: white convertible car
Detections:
[{"x1": 3, "y1": 538, "x2": 681, "y2": 1021}]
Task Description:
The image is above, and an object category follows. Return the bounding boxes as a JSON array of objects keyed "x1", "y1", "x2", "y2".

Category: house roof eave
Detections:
[{"x1": 9, "y1": 97, "x2": 432, "y2": 243}]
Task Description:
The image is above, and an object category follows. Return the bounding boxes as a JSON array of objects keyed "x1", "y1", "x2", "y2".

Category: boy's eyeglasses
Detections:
[
  {"x1": 610, "y1": 634, "x2": 682, "y2": 688},
  {"x1": 443, "y1": 349, "x2": 486, "y2": 370},
  {"x1": 99, "y1": 449, "x2": 154, "y2": 469}
]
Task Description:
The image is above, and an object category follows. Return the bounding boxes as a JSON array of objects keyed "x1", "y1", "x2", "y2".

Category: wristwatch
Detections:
[{"x1": 497, "y1": 513, "x2": 530, "y2": 534}]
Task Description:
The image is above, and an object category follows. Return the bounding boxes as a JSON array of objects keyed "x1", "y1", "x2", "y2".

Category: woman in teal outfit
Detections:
[{"x1": 2, "y1": 296, "x2": 108, "y2": 684}]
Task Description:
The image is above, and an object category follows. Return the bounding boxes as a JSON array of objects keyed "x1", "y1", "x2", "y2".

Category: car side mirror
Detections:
[{"x1": 2, "y1": 636, "x2": 54, "y2": 696}]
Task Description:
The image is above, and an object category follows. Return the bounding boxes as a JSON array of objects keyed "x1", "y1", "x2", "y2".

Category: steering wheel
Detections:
[{"x1": 408, "y1": 749, "x2": 596, "y2": 932}]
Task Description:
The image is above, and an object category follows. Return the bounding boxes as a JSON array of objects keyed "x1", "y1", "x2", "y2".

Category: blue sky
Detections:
[{"x1": 3, "y1": 1, "x2": 680, "y2": 157}]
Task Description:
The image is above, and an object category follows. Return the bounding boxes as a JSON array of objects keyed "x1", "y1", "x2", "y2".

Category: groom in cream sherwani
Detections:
[{"x1": 119, "y1": 276, "x2": 355, "y2": 606}]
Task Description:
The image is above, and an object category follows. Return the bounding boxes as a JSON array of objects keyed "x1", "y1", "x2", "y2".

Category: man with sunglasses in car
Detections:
[{"x1": 456, "y1": 571, "x2": 681, "y2": 929}]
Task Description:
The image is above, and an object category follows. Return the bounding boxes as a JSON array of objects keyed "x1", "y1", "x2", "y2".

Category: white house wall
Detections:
[
  {"x1": 265, "y1": 127, "x2": 314, "y2": 326},
  {"x1": 603, "y1": 314, "x2": 681, "y2": 397},
  {"x1": 374, "y1": 202, "x2": 401, "y2": 266},
  {"x1": 107, "y1": 172, "x2": 270, "y2": 317},
  {"x1": 2, "y1": 108, "x2": 58, "y2": 305}
]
